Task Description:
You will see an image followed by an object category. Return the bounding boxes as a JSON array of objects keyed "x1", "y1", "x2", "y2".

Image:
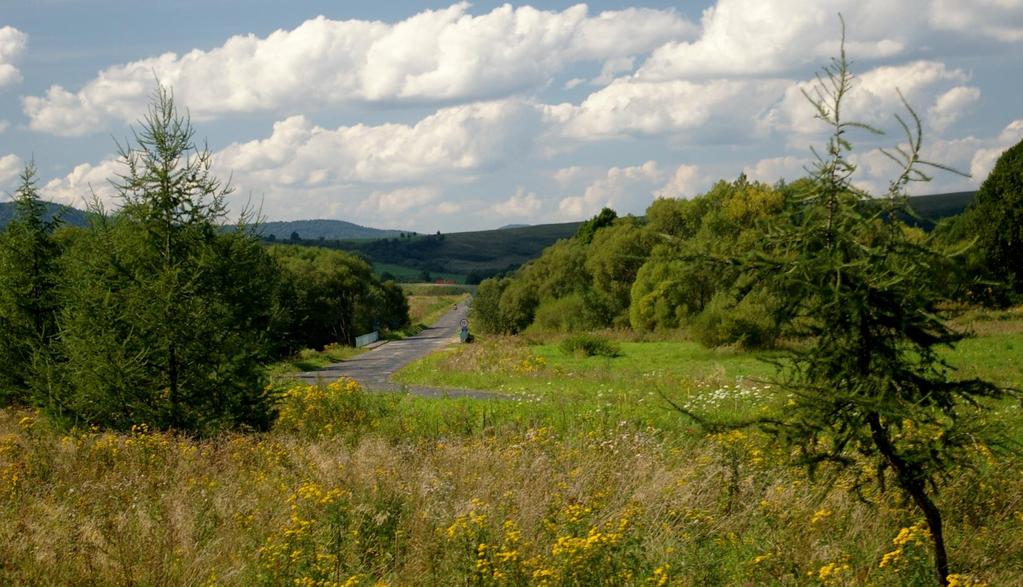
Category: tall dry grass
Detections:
[{"x1": 1, "y1": 382, "x2": 1018, "y2": 585}]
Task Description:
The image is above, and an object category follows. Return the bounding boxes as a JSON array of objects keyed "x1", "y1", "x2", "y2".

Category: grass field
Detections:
[{"x1": 1, "y1": 308, "x2": 1020, "y2": 585}]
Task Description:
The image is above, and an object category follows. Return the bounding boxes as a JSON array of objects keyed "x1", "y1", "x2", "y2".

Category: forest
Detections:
[{"x1": 471, "y1": 154, "x2": 1021, "y2": 346}]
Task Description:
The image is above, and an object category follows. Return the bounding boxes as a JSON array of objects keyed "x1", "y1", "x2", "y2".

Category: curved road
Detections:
[{"x1": 295, "y1": 302, "x2": 496, "y2": 399}]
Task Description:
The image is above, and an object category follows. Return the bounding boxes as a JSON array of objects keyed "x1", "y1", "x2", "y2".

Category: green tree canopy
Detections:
[
  {"x1": 962, "y1": 137, "x2": 1023, "y2": 298},
  {"x1": 0, "y1": 163, "x2": 63, "y2": 404},
  {"x1": 50, "y1": 87, "x2": 280, "y2": 434}
]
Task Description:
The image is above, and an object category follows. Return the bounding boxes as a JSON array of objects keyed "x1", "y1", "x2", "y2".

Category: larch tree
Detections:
[{"x1": 674, "y1": 29, "x2": 1010, "y2": 586}]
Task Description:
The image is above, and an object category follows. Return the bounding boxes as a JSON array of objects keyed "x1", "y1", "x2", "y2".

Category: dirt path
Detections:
[{"x1": 294, "y1": 302, "x2": 497, "y2": 399}]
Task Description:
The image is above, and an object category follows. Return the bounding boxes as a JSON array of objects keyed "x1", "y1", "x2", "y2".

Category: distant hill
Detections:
[
  {"x1": 0, "y1": 202, "x2": 400, "y2": 242},
  {"x1": 292, "y1": 191, "x2": 978, "y2": 283},
  {"x1": 905, "y1": 191, "x2": 976, "y2": 229},
  {"x1": 258, "y1": 219, "x2": 402, "y2": 241},
  {"x1": 302, "y1": 221, "x2": 584, "y2": 283},
  {"x1": 2, "y1": 192, "x2": 978, "y2": 284},
  {"x1": 498, "y1": 223, "x2": 530, "y2": 229},
  {"x1": 0, "y1": 201, "x2": 91, "y2": 229}
]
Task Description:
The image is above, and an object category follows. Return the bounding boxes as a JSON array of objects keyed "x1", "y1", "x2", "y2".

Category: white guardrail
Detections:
[{"x1": 355, "y1": 331, "x2": 379, "y2": 348}]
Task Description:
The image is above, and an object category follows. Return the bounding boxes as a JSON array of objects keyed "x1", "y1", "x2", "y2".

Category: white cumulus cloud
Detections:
[
  {"x1": 654, "y1": 164, "x2": 702, "y2": 199},
  {"x1": 969, "y1": 119, "x2": 1023, "y2": 180},
  {"x1": 636, "y1": 0, "x2": 916, "y2": 80},
  {"x1": 40, "y1": 157, "x2": 122, "y2": 209},
  {"x1": 557, "y1": 160, "x2": 664, "y2": 219},
  {"x1": 743, "y1": 155, "x2": 811, "y2": 184},
  {"x1": 928, "y1": 0, "x2": 1023, "y2": 42},
  {"x1": 216, "y1": 99, "x2": 543, "y2": 189},
  {"x1": 0, "y1": 26, "x2": 27, "y2": 89},
  {"x1": 357, "y1": 186, "x2": 440, "y2": 216},
  {"x1": 928, "y1": 86, "x2": 981, "y2": 132},
  {"x1": 22, "y1": 4, "x2": 694, "y2": 136},
  {"x1": 1, "y1": 153, "x2": 23, "y2": 190},
  {"x1": 551, "y1": 77, "x2": 788, "y2": 141},
  {"x1": 844, "y1": 118, "x2": 1023, "y2": 195},
  {"x1": 435, "y1": 201, "x2": 463, "y2": 215},
  {"x1": 763, "y1": 60, "x2": 973, "y2": 139},
  {"x1": 493, "y1": 187, "x2": 543, "y2": 217}
]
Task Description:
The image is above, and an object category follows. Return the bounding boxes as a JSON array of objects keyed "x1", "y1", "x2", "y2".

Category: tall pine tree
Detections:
[
  {"x1": 0, "y1": 163, "x2": 62, "y2": 404},
  {"x1": 52, "y1": 87, "x2": 279, "y2": 433}
]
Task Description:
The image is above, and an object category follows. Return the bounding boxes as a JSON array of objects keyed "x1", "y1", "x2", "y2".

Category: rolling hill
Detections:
[
  {"x1": 0, "y1": 201, "x2": 91, "y2": 229},
  {"x1": 257, "y1": 219, "x2": 402, "y2": 241},
  {"x1": 2, "y1": 191, "x2": 978, "y2": 284},
  {"x1": 302, "y1": 191, "x2": 977, "y2": 283},
  {"x1": 312, "y1": 221, "x2": 584, "y2": 283},
  {"x1": 904, "y1": 191, "x2": 977, "y2": 229}
]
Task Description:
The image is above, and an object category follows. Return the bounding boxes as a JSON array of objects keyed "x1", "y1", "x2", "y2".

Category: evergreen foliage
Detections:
[
  {"x1": 730, "y1": 37, "x2": 1008, "y2": 586},
  {"x1": 960, "y1": 137, "x2": 1023, "y2": 298},
  {"x1": 0, "y1": 163, "x2": 63, "y2": 404},
  {"x1": 46, "y1": 88, "x2": 280, "y2": 433}
]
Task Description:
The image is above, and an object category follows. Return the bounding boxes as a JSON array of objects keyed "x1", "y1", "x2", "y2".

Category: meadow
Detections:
[{"x1": 1, "y1": 308, "x2": 1020, "y2": 585}]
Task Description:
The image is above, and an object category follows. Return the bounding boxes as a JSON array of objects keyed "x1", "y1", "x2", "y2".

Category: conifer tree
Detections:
[
  {"x1": 0, "y1": 163, "x2": 62, "y2": 404},
  {"x1": 712, "y1": 31, "x2": 1007, "y2": 585},
  {"x1": 53, "y1": 87, "x2": 278, "y2": 433}
]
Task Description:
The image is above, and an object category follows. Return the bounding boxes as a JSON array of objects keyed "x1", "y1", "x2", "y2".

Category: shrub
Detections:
[
  {"x1": 689, "y1": 290, "x2": 779, "y2": 349},
  {"x1": 559, "y1": 333, "x2": 621, "y2": 358},
  {"x1": 532, "y1": 294, "x2": 603, "y2": 332}
]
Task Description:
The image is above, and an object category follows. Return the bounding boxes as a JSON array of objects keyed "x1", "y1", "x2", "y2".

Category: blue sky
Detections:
[{"x1": 1, "y1": 1, "x2": 1021, "y2": 231}]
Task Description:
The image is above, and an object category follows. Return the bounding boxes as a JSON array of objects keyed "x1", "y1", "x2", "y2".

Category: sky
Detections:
[{"x1": 0, "y1": 1, "x2": 1021, "y2": 232}]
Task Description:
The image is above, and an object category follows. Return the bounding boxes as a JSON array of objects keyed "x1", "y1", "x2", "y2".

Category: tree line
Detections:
[
  {"x1": 0, "y1": 88, "x2": 408, "y2": 434},
  {"x1": 472, "y1": 141, "x2": 1022, "y2": 347}
]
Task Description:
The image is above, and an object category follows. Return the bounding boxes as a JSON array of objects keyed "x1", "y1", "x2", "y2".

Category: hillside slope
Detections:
[
  {"x1": 905, "y1": 191, "x2": 976, "y2": 228},
  {"x1": 258, "y1": 219, "x2": 402, "y2": 241},
  {"x1": 310, "y1": 221, "x2": 583, "y2": 282},
  {"x1": 0, "y1": 201, "x2": 90, "y2": 229}
]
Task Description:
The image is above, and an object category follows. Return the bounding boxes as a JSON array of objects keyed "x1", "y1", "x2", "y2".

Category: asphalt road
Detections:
[{"x1": 294, "y1": 302, "x2": 497, "y2": 399}]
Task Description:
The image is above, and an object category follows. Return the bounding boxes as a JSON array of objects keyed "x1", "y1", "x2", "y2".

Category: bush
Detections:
[
  {"x1": 559, "y1": 334, "x2": 621, "y2": 358},
  {"x1": 532, "y1": 294, "x2": 604, "y2": 332},
  {"x1": 689, "y1": 290, "x2": 779, "y2": 349}
]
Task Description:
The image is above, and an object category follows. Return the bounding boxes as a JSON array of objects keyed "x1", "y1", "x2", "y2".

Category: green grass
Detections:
[
  {"x1": 391, "y1": 338, "x2": 784, "y2": 434},
  {"x1": 4, "y1": 307, "x2": 1020, "y2": 585},
  {"x1": 266, "y1": 343, "x2": 366, "y2": 381},
  {"x1": 395, "y1": 339, "x2": 778, "y2": 393},
  {"x1": 391, "y1": 318, "x2": 1023, "y2": 439},
  {"x1": 946, "y1": 334, "x2": 1023, "y2": 389}
]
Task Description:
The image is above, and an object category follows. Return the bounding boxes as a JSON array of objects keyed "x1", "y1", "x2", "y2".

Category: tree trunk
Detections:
[{"x1": 867, "y1": 412, "x2": 949, "y2": 586}]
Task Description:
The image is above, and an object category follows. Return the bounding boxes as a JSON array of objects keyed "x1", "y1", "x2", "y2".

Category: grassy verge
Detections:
[{"x1": 265, "y1": 343, "x2": 366, "y2": 380}]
